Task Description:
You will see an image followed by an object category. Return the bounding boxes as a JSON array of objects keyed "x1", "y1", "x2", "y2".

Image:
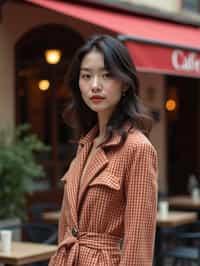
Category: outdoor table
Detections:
[
  {"x1": 43, "y1": 210, "x2": 60, "y2": 223},
  {"x1": 157, "y1": 210, "x2": 198, "y2": 227},
  {"x1": 155, "y1": 211, "x2": 198, "y2": 266},
  {"x1": 0, "y1": 241, "x2": 57, "y2": 265},
  {"x1": 168, "y1": 195, "x2": 200, "y2": 210}
]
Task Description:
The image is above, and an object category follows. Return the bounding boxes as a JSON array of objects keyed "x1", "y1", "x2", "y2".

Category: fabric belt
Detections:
[{"x1": 49, "y1": 228, "x2": 121, "y2": 266}]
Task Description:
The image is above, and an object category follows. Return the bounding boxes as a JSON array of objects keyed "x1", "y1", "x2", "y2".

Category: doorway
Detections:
[
  {"x1": 166, "y1": 76, "x2": 199, "y2": 195},
  {"x1": 15, "y1": 24, "x2": 84, "y2": 188}
]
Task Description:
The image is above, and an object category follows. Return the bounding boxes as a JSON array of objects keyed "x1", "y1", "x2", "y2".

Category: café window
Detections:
[{"x1": 182, "y1": 0, "x2": 199, "y2": 12}]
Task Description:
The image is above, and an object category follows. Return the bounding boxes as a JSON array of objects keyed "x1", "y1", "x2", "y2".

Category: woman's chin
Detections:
[{"x1": 88, "y1": 104, "x2": 106, "y2": 112}]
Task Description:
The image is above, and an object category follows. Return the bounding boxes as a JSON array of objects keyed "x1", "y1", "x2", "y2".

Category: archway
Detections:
[{"x1": 15, "y1": 24, "x2": 84, "y2": 188}]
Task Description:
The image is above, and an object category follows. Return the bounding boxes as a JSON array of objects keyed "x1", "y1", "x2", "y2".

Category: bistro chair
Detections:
[
  {"x1": 29, "y1": 202, "x2": 59, "y2": 222},
  {"x1": 164, "y1": 221, "x2": 200, "y2": 266},
  {"x1": 21, "y1": 222, "x2": 58, "y2": 244},
  {"x1": 155, "y1": 223, "x2": 190, "y2": 266}
]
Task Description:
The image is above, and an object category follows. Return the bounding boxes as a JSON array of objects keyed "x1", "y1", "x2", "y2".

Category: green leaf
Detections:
[{"x1": 0, "y1": 124, "x2": 50, "y2": 220}]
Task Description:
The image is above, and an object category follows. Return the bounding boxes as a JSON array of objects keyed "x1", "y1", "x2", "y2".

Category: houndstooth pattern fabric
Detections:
[{"x1": 49, "y1": 124, "x2": 158, "y2": 266}]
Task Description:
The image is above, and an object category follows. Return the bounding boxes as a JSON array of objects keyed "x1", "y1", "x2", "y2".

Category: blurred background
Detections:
[{"x1": 0, "y1": 0, "x2": 200, "y2": 208}]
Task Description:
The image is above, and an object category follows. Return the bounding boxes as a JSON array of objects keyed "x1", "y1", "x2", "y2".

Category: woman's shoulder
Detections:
[
  {"x1": 124, "y1": 128, "x2": 157, "y2": 154},
  {"x1": 126, "y1": 128, "x2": 150, "y2": 145}
]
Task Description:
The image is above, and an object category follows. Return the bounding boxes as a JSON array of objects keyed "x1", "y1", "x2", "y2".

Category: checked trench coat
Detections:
[{"x1": 49, "y1": 124, "x2": 158, "y2": 266}]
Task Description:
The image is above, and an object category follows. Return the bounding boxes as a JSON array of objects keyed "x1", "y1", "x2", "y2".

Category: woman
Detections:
[{"x1": 49, "y1": 35, "x2": 158, "y2": 266}]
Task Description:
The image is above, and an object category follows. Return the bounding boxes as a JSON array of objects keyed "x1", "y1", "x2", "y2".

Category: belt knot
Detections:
[
  {"x1": 50, "y1": 229, "x2": 121, "y2": 266},
  {"x1": 59, "y1": 228, "x2": 121, "y2": 250}
]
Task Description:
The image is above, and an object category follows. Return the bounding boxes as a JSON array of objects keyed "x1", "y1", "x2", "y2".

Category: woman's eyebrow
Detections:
[{"x1": 80, "y1": 68, "x2": 91, "y2": 71}]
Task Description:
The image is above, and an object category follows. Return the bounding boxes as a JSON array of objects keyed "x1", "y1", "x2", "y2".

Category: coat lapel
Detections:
[
  {"x1": 64, "y1": 126, "x2": 98, "y2": 226},
  {"x1": 77, "y1": 147, "x2": 109, "y2": 210},
  {"x1": 77, "y1": 126, "x2": 127, "y2": 212}
]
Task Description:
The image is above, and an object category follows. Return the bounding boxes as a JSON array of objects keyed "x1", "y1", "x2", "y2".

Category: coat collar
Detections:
[
  {"x1": 79, "y1": 125, "x2": 98, "y2": 147},
  {"x1": 78, "y1": 122, "x2": 132, "y2": 149}
]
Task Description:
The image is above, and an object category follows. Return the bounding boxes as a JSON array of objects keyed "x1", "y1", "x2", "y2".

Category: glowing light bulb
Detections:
[
  {"x1": 165, "y1": 99, "x2": 176, "y2": 111},
  {"x1": 45, "y1": 49, "x2": 62, "y2": 64},
  {"x1": 38, "y1": 80, "x2": 50, "y2": 91}
]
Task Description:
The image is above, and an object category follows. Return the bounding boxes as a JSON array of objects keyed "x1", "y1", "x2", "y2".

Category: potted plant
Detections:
[{"x1": 0, "y1": 124, "x2": 49, "y2": 221}]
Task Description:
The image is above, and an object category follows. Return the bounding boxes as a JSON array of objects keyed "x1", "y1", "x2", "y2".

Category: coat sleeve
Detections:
[{"x1": 119, "y1": 142, "x2": 158, "y2": 266}]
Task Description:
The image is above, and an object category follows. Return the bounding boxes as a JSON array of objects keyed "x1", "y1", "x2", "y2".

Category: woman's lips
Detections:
[{"x1": 90, "y1": 96, "x2": 105, "y2": 103}]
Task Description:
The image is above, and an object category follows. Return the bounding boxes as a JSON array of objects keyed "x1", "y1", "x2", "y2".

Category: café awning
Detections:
[{"x1": 25, "y1": 0, "x2": 200, "y2": 78}]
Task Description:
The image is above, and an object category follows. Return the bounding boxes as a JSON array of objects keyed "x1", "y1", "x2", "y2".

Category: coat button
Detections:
[{"x1": 71, "y1": 227, "x2": 78, "y2": 237}]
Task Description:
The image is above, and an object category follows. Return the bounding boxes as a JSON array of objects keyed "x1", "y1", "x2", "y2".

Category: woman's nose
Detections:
[{"x1": 91, "y1": 76, "x2": 101, "y2": 91}]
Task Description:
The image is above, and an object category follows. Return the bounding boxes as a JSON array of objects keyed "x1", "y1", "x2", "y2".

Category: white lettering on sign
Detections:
[{"x1": 172, "y1": 50, "x2": 200, "y2": 73}]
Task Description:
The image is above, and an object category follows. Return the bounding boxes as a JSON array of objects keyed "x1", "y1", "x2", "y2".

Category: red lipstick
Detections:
[{"x1": 90, "y1": 96, "x2": 105, "y2": 103}]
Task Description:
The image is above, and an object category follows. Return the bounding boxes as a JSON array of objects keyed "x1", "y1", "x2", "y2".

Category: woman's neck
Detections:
[
  {"x1": 98, "y1": 123, "x2": 106, "y2": 138},
  {"x1": 94, "y1": 114, "x2": 108, "y2": 146},
  {"x1": 97, "y1": 111, "x2": 111, "y2": 139}
]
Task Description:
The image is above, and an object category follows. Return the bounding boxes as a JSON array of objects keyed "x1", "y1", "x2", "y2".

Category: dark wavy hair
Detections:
[{"x1": 63, "y1": 35, "x2": 152, "y2": 144}]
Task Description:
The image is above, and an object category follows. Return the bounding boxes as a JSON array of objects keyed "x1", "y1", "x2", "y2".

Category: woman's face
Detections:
[{"x1": 79, "y1": 49, "x2": 125, "y2": 119}]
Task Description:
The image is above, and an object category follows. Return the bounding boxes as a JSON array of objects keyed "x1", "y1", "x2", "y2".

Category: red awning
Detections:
[{"x1": 25, "y1": 0, "x2": 200, "y2": 78}]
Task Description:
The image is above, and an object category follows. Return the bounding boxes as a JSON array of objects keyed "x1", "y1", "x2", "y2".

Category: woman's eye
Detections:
[
  {"x1": 81, "y1": 73, "x2": 91, "y2": 79},
  {"x1": 102, "y1": 72, "x2": 111, "y2": 79}
]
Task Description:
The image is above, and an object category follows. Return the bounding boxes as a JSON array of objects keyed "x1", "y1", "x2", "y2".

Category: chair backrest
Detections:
[
  {"x1": 22, "y1": 223, "x2": 57, "y2": 244},
  {"x1": 29, "y1": 202, "x2": 59, "y2": 222}
]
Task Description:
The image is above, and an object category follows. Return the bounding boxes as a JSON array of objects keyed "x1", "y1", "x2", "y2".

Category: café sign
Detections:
[
  {"x1": 125, "y1": 42, "x2": 200, "y2": 77},
  {"x1": 172, "y1": 49, "x2": 200, "y2": 73}
]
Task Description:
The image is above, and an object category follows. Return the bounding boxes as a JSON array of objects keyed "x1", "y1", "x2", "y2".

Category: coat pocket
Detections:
[{"x1": 89, "y1": 171, "x2": 121, "y2": 190}]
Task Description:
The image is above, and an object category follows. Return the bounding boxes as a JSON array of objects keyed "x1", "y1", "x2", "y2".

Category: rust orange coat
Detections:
[{"x1": 49, "y1": 125, "x2": 158, "y2": 266}]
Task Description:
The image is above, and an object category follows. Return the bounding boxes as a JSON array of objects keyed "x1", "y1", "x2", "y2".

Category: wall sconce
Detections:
[
  {"x1": 45, "y1": 49, "x2": 62, "y2": 64},
  {"x1": 165, "y1": 99, "x2": 176, "y2": 112},
  {"x1": 165, "y1": 85, "x2": 179, "y2": 121},
  {"x1": 165, "y1": 86, "x2": 178, "y2": 112},
  {"x1": 38, "y1": 80, "x2": 50, "y2": 91}
]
